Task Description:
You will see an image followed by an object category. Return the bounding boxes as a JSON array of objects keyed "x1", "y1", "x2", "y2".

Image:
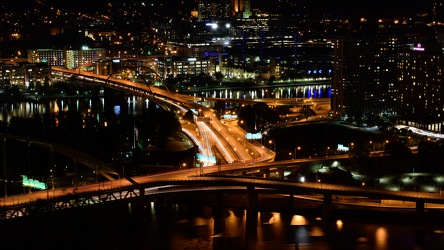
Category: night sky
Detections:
[
  {"x1": 303, "y1": 0, "x2": 430, "y2": 18},
  {"x1": 2, "y1": 0, "x2": 431, "y2": 18}
]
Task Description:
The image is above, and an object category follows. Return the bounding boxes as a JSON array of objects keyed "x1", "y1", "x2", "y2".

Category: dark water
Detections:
[
  {"x1": 0, "y1": 83, "x2": 330, "y2": 123},
  {"x1": 3, "y1": 85, "x2": 442, "y2": 250},
  {"x1": 3, "y1": 199, "x2": 444, "y2": 250}
]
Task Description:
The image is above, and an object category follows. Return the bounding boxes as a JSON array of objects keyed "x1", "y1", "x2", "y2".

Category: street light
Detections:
[
  {"x1": 295, "y1": 146, "x2": 301, "y2": 159},
  {"x1": 383, "y1": 140, "x2": 389, "y2": 152},
  {"x1": 316, "y1": 170, "x2": 319, "y2": 184},
  {"x1": 3, "y1": 137, "x2": 7, "y2": 201},
  {"x1": 269, "y1": 140, "x2": 276, "y2": 151}
]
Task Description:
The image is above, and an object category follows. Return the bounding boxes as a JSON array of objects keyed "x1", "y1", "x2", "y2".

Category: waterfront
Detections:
[
  {"x1": 0, "y1": 83, "x2": 332, "y2": 123},
  {"x1": 186, "y1": 83, "x2": 331, "y2": 100},
  {"x1": 3, "y1": 83, "x2": 444, "y2": 250}
]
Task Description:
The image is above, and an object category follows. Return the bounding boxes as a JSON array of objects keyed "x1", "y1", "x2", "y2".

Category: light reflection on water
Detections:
[
  {"x1": 189, "y1": 85, "x2": 331, "y2": 99},
  {"x1": 0, "y1": 85, "x2": 330, "y2": 123},
  {"x1": 0, "y1": 96, "x2": 154, "y2": 123},
  {"x1": 143, "y1": 206, "x2": 444, "y2": 250}
]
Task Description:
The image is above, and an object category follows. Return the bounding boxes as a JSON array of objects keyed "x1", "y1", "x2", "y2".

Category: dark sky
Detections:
[
  {"x1": 309, "y1": 0, "x2": 429, "y2": 18},
  {"x1": 1, "y1": 0, "x2": 431, "y2": 19}
]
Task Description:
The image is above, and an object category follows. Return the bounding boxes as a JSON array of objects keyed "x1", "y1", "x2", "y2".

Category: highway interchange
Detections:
[{"x1": 2, "y1": 67, "x2": 444, "y2": 215}]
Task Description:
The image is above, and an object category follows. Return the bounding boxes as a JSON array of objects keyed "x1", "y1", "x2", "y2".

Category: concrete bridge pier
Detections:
[
  {"x1": 103, "y1": 88, "x2": 128, "y2": 116},
  {"x1": 287, "y1": 193, "x2": 294, "y2": 210},
  {"x1": 212, "y1": 193, "x2": 226, "y2": 248},
  {"x1": 323, "y1": 192, "x2": 333, "y2": 218},
  {"x1": 260, "y1": 169, "x2": 270, "y2": 178},
  {"x1": 245, "y1": 186, "x2": 258, "y2": 249},
  {"x1": 278, "y1": 169, "x2": 285, "y2": 179},
  {"x1": 213, "y1": 193, "x2": 224, "y2": 219},
  {"x1": 416, "y1": 201, "x2": 425, "y2": 221},
  {"x1": 139, "y1": 186, "x2": 145, "y2": 197}
]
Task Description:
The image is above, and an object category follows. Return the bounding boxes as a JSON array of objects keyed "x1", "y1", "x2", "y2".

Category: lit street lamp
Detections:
[
  {"x1": 295, "y1": 146, "x2": 301, "y2": 159},
  {"x1": 383, "y1": 140, "x2": 389, "y2": 152},
  {"x1": 269, "y1": 140, "x2": 276, "y2": 152}
]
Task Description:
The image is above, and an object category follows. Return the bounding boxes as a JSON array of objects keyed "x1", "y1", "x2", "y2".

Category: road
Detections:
[
  {"x1": 52, "y1": 66, "x2": 273, "y2": 166},
  {"x1": 13, "y1": 66, "x2": 437, "y2": 214}
]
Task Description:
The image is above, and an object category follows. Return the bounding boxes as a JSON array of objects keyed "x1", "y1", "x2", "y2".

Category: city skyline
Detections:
[{"x1": 2, "y1": 0, "x2": 444, "y2": 132}]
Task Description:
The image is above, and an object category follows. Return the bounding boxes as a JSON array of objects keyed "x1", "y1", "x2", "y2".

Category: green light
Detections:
[{"x1": 22, "y1": 175, "x2": 47, "y2": 190}]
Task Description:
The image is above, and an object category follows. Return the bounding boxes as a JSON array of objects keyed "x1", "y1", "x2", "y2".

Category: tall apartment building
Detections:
[
  {"x1": 232, "y1": 0, "x2": 251, "y2": 18},
  {"x1": 397, "y1": 42, "x2": 444, "y2": 133},
  {"x1": 331, "y1": 35, "x2": 401, "y2": 117},
  {"x1": 27, "y1": 47, "x2": 106, "y2": 69}
]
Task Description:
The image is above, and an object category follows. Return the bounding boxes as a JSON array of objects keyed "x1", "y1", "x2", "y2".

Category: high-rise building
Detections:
[
  {"x1": 397, "y1": 42, "x2": 444, "y2": 133},
  {"x1": 232, "y1": 0, "x2": 251, "y2": 18},
  {"x1": 331, "y1": 34, "x2": 401, "y2": 118},
  {"x1": 198, "y1": 0, "x2": 231, "y2": 21}
]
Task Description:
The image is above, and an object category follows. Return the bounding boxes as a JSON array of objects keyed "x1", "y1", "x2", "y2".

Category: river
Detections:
[
  {"x1": 4, "y1": 84, "x2": 443, "y2": 250},
  {"x1": 3, "y1": 200, "x2": 444, "y2": 250}
]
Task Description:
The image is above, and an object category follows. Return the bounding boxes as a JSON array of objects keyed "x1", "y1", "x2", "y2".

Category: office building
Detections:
[
  {"x1": 156, "y1": 57, "x2": 216, "y2": 78},
  {"x1": 397, "y1": 42, "x2": 444, "y2": 132},
  {"x1": 27, "y1": 47, "x2": 106, "y2": 69},
  {"x1": 0, "y1": 62, "x2": 51, "y2": 89},
  {"x1": 331, "y1": 34, "x2": 401, "y2": 117},
  {"x1": 198, "y1": 0, "x2": 231, "y2": 21}
]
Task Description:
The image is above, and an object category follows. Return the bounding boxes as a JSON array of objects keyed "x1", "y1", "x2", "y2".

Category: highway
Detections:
[
  {"x1": 1, "y1": 66, "x2": 435, "y2": 218},
  {"x1": 3, "y1": 153, "x2": 444, "y2": 212},
  {"x1": 51, "y1": 66, "x2": 271, "y2": 167}
]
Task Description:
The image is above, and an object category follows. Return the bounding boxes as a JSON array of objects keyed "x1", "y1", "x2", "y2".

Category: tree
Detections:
[
  {"x1": 213, "y1": 100, "x2": 226, "y2": 117},
  {"x1": 183, "y1": 110, "x2": 195, "y2": 122},
  {"x1": 136, "y1": 108, "x2": 182, "y2": 150},
  {"x1": 238, "y1": 102, "x2": 279, "y2": 132},
  {"x1": 268, "y1": 75, "x2": 276, "y2": 83},
  {"x1": 4, "y1": 85, "x2": 24, "y2": 98},
  {"x1": 299, "y1": 107, "x2": 317, "y2": 121},
  {"x1": 214, "y1": 71, "x2": 224, "y2": 81}
]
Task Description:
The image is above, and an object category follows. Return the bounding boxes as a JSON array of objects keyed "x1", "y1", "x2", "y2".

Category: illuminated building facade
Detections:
[
  {"x1": 331, "y1": 35, "x2": 400, "y2": 117},
  {"x1": 156, "y1": 57, "x2": 216, "y2": 78},
  {"x1": 198, "y1": 0, "x2": 231, "y2": 21},
  {"x1": 27, "y1": 47, "x2": 106, "y2": 69},
  {"x1": 27, "y1": 49, "x2": 65, "y2": 68},
  {"x1": 0, "y1": 62, "x2": 51, "y2": 89},
  {"x1": 232, "y1": 0, "x2": 251, "y2": 18},
  {"x1": 397, "y1": 42, "x2": 444, "y2": 132},
  {"x1": 167, "y1": 40, "x2": 224, "y2": 58}
]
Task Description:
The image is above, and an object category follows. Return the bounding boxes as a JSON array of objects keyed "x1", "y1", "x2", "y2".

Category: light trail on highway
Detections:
[{"x1": 52, "y1": 67, "x2": 260, "y2": 166}]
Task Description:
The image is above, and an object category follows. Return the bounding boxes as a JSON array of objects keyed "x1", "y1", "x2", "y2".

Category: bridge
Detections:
[
  {"x1": 51, "y1": 66, "x2": 265, "y2": 165},
  {"x1": 2, "y1": 66, "x2": 440, "y2": 223},
  {"x1": 2, "y1": 173, "x2": 444, "y2": 221}
]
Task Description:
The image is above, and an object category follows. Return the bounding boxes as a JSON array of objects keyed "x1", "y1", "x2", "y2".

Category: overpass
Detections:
[
  {"x1": 0, "y1": 133, "x2": 131, "y2": 182},
  {"x1": 1, "y1": 175, "x2": 444, "y2": 221},
  {"x1": 3, "y1": 67, "x2": 438, "y2": 222},
  {"x1": 51, "y1": 66, "x2": 265, "y2": 165}
]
